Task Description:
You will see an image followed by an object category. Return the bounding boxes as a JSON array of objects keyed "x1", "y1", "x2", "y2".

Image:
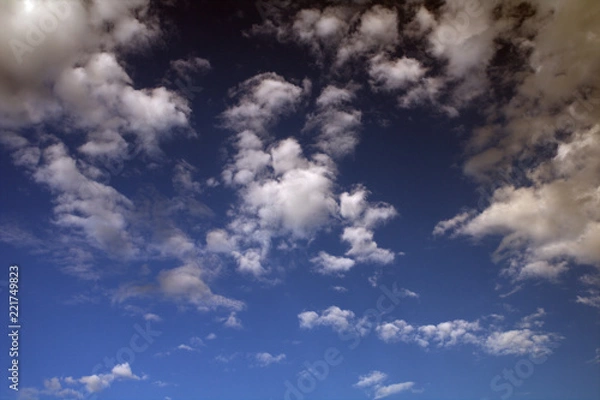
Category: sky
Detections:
[{"x1": 0, "y1": 0, "x2": 599, "y2": 399}]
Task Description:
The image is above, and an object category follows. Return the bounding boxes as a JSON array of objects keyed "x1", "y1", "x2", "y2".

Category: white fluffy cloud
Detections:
[
  {"x1": 429, "y1": 0, "x2": 600, "y2": 303},
  {"x1": 221, "y1": 72, "x2": 307, "y2": 134},
  {"x1": 311, "y1": 251, "x2": 356, "y2": 275},
  {"x1": 376, "y1": 316, "x2": 560, "y2": 357},
  {"x1": 353, "y1": 370, "x2": 415, "y2": 400},
  {"x1": 254, "y1": 352, "x2": 286, "y2": 367},
  {"x1": 298, "y1": 306, "x2": 356, "y2": 333},
  {"x1": 113, "y1": 262, "x2": 245, "y2": 313},
  {"x1": 336, "y1": 5, "x2": 399, "y2": 66},
  {"x1": 368, "y1": 54, "x2": 426, "y2": 91},
  {"x1": 305, "y1": 85, "x2": 362, "y2": 158},
  {"x1": 354, "y1": 371, "x2": 388, "y2": 388},
  {"x1": 30, "y1": 362, "x2": 142, "y2": 398},
  {"x1": 299, "y1": 305, "x2": 560, "y2": 357}
]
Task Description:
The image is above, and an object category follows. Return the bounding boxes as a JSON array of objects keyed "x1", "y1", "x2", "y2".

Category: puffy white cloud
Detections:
[
  {"x1": 336, "y1": 5, "x2": 399, "y2": 66},
  {"x1": 342, "y1": 227, "x2": 395, "y2": 264},
  {"x1": 311, "y1": 251, "x2": 356, "y2": 275},
  {"x1": 221, "y1": 72, "x2": 307, "y2": 133},
  {"x1": 368, "y1": 54, "x2": 426, "y2": 91},
  {"x1": 353, "y1": 370, "x2": 415, "y2": 400},
  {"x1": 114, "y1": 262, "x2": 244, "y2": 313},
  {"x1": 31, "y1": 142, "x2": 137, "y2": 261},
  {"x1": 305, "y1": 85, "x2": 362, "y2": 158},
  {"x1": 205, "y1": 229, "x2": 236, "y2": 253},
  {"x1": 376, "y1": 320, "x2": 416, "y2": 344},
  {"x1": 434, "y1": 0, "x2": 600, "y2": 302},
  {"x1": 298, "y1": 306, "x2": 355, "y2": 333},
  {"x1": 143, "y1": 313, "x2": 162, "y2": 322},
  {"x1": 354, "y1": 371, "x2": 388, "y2": 388},
  {"x1": 254, "y1": 352, "x2": 286, "y2": 367},
  {"x1": 78, "y1": 363, "x2": 140, "y2": 394},
  {"x1": 374, "y1": 382, "x2": 415, "y2": 399},
  {"x1": 223, "y1": 311, "x2": 243, "y2": 329},
  {"x1": 483, "y1": 329, "x2": 560, "y2": 357},
  {"x1": 375, "y1": 315, "x2": 559, "y2": 357},
  {"x1": 290, "y1": 7, "x2": 352, "y2": 57},
  {"x1": 297, "y1": 306, "x2": 560, "y2": 357},
  {"x1": 233, "y1": 249, "x2": 266, "y2": 276}
]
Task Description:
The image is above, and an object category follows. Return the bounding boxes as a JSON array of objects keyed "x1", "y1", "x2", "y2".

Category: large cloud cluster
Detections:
[{"x1": 210, "y1": 73, "x2": 398, "y2": 277}]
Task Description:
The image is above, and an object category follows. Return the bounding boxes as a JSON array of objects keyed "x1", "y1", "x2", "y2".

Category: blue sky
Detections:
[{"x1": 0, "y1": 1, "x2": 599, "y2": 400}]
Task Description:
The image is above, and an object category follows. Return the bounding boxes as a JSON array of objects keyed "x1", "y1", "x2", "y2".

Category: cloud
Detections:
[
  {"x1": 374, "y1": 382, "x2": 415, "y2": 399},
  {"x1": 353, "y1": 370, "x2": 415, "y2": 400},
  {"x1": 113, "y1": 262, "x2": 245, "y2": 313},
  {"x1": 342, "y1": 227, "x2": 395, "y2": 264},
  {"x1": 311, "y1": 251, "x2": 356, "y2": 275},
  {"x1": 40, "y1": 363, "x2": 140, "y2": 395},
  {"x1": 31, "y1": 142, "x2": 137, "y2": 260},
  {"x1": 221, "y1": 72, "x2": 307, "y2": 134},
  {"x1": 368, "y1": 54, "x2": 426, "y2": 91},
  {"x1": 483, "y1": 329, "x2": 560, "y2": 357},
  {"x1": 375, "y1": 315, "x2": 560, "y2": 357},
  {"x1": 298, "y1": 306, "x2": 355, "y2": 333},
  {"x1": 223, "y1": 311, "x2": 243, "y2": 329},
  {"x1": 254, "y1": 352, "x2": 286, "y2": 367},
  {"x1": 300, "y1": 305, "x2": 561, "y2": 357},
  {"x1": 433, "y1": 0, "x2": 600, "y2": 302},
  {"x1": 304, "y1": 85, "x2": 362, "y2": 158},
  {"x1": 173, "y1": 160, "x2": 202, "y2": 194},
  {"x1": 143, "y1": 313, "x2": 162, "y2": 322},
  {"x1": 335, "y1": 5, "x2": 399, "y2": 66},
  {"x1": 354, "y1": 371, "x2": 387, "y2": 388}
]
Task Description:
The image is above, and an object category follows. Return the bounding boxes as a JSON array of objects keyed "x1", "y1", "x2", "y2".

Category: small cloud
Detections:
[
  {"x1": 223, "y1": 312, "x2": 243, "y2": 329},
  {"x1": 177, "y1": 344, "x2": 195, "y2": 352},
  {"x1": 144, "y1": 313, "x2": 162, "y2": 322},
  {"x1": 215, "y1": 353, "x2": 239, "y2": 364},
  {"x1": 254, "y1": 352, "x2": 286, "y2": 367},
  {"x1": 206, "y1": 332, "x2": 217, "y2": 340},
  {"x1": 332, "y1": 285, "x2": 348, "y2": 293}
]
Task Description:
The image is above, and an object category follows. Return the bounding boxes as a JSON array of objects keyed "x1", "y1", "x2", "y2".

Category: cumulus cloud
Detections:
[
  {"x1": 221, "y1": 72, "x2": 307, "y2": 134},
  {"x1": 304, "y1": 85, "x2": 362, "y2": 158},
  {"x1": 254, "y1": 352, "x2": 286, "y2": 367},
  {"x1": 368, "y1": 54, "x2": 426, "y2": 91},
  {"x1": 298, "y1": 306, "x2": 356, "y2": 333},
  {"x1": 335, "y1": 5, "x2": 399, "y2": 66},
  {"x1": 223, "y1": 311, "x2": 243, "y2": 329},
  {"x1": 311, "y1": 251, "x2": 356, "y2": 275},
  {"x1": 429, "y1": 0, "x2": 600, "y2": 302},
  {"x1": 300, "y1": 305, "x2": 560, "y2": 357},
  {"x1": 375, "y1": 315, "x2": 560, "y2": 357},
  {"x1": 354, "y1": 371, "x2": 388, "y2": 388},
  {"x1": 144, "y1": 313, "x2": 162, "y2": 322},
  {"x1": 113, "y1": 262, "x2": 245, "y2": 313},
  {"x1": 353, "y1": 370, "x2": 415, "y2": 400},
  {"x1": 28, "y1": 362, "x2": 142, "y2": 398}
]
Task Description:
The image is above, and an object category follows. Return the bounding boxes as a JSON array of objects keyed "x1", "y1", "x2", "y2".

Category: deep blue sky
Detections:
[{"x1": 0, "y1": 1, "x2": 599, "y2": 400}]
